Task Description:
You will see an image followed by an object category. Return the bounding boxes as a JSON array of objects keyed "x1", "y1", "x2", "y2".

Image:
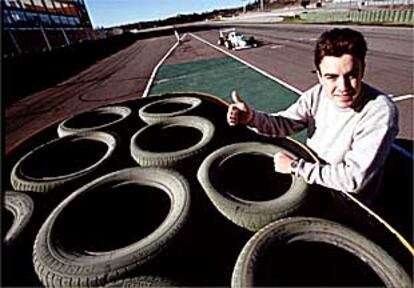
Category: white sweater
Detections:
[{"x1": 249, "y1": 83, "x2": 399, "y2": 199}]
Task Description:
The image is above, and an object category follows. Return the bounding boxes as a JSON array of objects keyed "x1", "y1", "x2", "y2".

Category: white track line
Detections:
[
  {"x1": 391, "y1": 94, "x2": 414, "y2": 102},
  {"x1": 189, "y1": 33, "x2": 303, "y2": 95},
  {"x1": 142, "y1": 33, "x2": 187, "y2": 97}
]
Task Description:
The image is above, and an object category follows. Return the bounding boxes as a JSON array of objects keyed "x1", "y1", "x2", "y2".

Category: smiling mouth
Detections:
[{"x1": 335, "y1": 94, "x2": 353, "y2": 101}]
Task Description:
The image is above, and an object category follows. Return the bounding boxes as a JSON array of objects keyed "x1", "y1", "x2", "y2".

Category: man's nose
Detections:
[{"x1": 337, "y1": 76, "x2": 351, "y2": 92}]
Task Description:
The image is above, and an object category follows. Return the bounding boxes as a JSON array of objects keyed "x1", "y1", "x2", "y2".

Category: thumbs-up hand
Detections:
[{"x1": 227, "y1": 90, "x2": 253, "y2": 126}]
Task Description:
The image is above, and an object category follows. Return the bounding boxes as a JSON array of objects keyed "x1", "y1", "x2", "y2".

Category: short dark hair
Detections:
[{"x1": 314, "y1": 28, "x2": 367, "y2": 72}]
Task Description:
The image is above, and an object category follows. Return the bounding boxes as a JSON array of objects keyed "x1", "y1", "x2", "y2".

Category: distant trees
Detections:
[
  {"x1": 119, "y1": 10, "x2": 223, "y2": 32},
  {"x1": 301, "y1": 0, "x2": 310, "y2": 8},
  {"x1": 113, "y1": 5, "x2": 260, "y2": 32}
]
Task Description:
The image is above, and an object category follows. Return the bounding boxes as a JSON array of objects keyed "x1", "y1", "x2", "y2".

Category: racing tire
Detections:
[
  {"x1": 224, "y1": 41, "x2": 231, "y2": 49},
  {"x1": 33, "y1": 167, "x2": 190, "y2": 287},
  {"x1": 4, "y1": 191, "x2": 34, "y2": 245},
  {"x1": 57, "y1": 106, "x2": 131, "y2": 137},
  {"x1": 138, "y1": 97, "x2": 202, "y2": 124},
  {"x1": 197, "y1": 142, "x2": 308, "y2": 231},
  {"x1": 130, "y1": 116, "x2": 215, "y2": 167},
  {"x1": 10, "y1": 131, "x2": 116, "y2": 193},
  {"x1": 105, "y1": 276, "x2": 179, "y2": 287},
  {"x1": 231, "y1": 217, "x2": 412, "y2": 287}
]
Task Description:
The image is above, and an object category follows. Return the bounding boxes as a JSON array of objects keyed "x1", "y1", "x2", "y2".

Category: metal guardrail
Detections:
[{"x1": 300, "y1": 8, "x2": 414, "y2": 23}]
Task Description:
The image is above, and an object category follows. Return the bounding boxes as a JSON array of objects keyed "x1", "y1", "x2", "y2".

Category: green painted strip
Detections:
[
  {"x1": 150, "y1": 56, "x2": 307, "y2": 142},
  {"x1": 151, "y1": 56, "x2": 299, "y2": 112}
]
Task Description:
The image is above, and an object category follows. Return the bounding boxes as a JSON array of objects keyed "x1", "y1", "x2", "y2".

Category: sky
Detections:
[{"x1": 85, "y1": 0, "x2": 255, "y2": 28}]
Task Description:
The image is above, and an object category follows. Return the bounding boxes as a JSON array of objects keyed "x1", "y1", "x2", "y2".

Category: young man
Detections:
[{"x1": 227, "y1": 28, "x2": 399, "y2": 204}]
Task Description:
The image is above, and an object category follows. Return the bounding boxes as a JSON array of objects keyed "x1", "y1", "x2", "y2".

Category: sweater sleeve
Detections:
[
  {"x1": 297, "y1": 102, "x2": 399, "y2": 193},
  {"x1": 247, "y1": 90, "x2": 313, "y2": 137}
]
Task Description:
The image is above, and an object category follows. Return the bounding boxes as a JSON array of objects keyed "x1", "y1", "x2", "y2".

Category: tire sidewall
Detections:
[
  {"x1": 4, "y1": 191, "x2": 34, "y2": 245},
  {"x1": 33, "y1": 167, "x2": 190, "y2": 286},
  {"x1": 10, "y1": 131, "x2": 117, "y2": 193},
  {"x1": 138, "y1": 97, "x2": 202, "y2": 124},
  {"x1": 231, "y1": 217, "x2": 412, "y2": 287},
  {"x1": 57, "y1": 106, "x2": 132, "y2": 137},
  {"x1": 197, "y1": 142, "x2": 308, "y2": 231},
  {"x1": 130, "y1": 116, "x2": 215, "y2": 168}
]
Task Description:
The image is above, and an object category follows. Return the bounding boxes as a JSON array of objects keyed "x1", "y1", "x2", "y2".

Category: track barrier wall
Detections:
[{"x1": 300, "y1": 8, "x2": 414, "y2": 23}]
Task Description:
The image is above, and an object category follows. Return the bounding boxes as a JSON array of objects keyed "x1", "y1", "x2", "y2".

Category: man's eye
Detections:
[
  {"x1": 325, "y1": 75, "x2": 337, "y2": 80},
  {"x1": 349, "y1": 73, "x2": 358, "y2": 79}
]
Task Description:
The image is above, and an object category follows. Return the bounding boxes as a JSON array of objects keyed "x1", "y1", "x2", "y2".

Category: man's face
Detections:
[{"x1": 317, "y1": 54, "x2": 364, "y2": 109}]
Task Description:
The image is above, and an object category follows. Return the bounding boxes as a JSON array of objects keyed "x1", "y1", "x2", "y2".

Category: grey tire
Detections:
[
  {"x1": 231, "y1": 217, "x2": 412, "y2": 288},
  {"x1": 4, "y1": 191, "x2": 34, "y2": 245},
  {"x1": 33, "y1": 167, "x2": 190, "y2": 287},
  {"x1": 10, "y1": 131, "x2": 116, "y2": 193},
  {"x1": 197, "y1": 142, "x2": 308, "y2": 231},
  {"x1": 57, "y1": 106, "x2": 131, "y2": 137},
  {"x1": 138, "y1": 97, "x2": 202, "y2": 124},
  {"x1": 130, "y1": 116, "x2": 215, "y2": 167},
  {"x1": 105, "y1": 276, "x2": 180, "y2": 287}
]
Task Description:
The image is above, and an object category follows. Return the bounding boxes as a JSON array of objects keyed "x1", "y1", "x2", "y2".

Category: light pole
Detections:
[{"x1": 242, "y1": 0, "x2": 246, "y2": 13}]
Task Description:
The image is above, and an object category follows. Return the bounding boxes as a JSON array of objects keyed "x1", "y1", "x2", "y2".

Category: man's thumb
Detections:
[{"x1": 231, "y1": 90, "x2": 244, "y2": 104}]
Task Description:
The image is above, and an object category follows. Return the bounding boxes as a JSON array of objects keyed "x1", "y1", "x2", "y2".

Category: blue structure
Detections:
[{"x1": 3, "y1": 0, "x2": 94, "y2": 56}]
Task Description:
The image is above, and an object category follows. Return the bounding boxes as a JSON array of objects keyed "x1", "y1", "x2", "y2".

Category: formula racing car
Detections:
[{"x1": 217, "y1": 28, "x2": 257, "y2": 50}]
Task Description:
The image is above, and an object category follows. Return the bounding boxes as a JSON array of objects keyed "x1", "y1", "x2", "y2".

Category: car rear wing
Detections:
[{"x1": 219, "y1": 28, "x2": 236, "y2": 36}]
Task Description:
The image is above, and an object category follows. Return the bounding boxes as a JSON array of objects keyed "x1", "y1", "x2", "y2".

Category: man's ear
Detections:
[
  {"x1": 315, "y1": 69, "x2": 323, "y2": 83},
  {"x1": 361, "y1": 64, "x2": 365, "y2": 78}
]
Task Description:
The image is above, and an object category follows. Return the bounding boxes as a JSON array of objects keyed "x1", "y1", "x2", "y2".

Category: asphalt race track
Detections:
[{"x1": 5, "y1": 35, "x2": 176, "y2": 154}]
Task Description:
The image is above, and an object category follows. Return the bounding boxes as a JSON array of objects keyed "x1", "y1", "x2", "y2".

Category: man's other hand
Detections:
[{"x1": 274, "y1": 152, "x2": 294, "y2": 174}]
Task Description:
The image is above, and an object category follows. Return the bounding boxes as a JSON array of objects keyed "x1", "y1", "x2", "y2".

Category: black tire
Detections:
[
  {"x1": 138, "y1": 97, "x2": 202, "y2": 124},
  {"x1": 4, "y1": 191, "x2": 34, "y2": 245},
  {"x1": 33, "y1": 167, "x2": 190, "y2": 287},
  {"x1": 105, "y1": 276, "x2": 179, "y2": 287},
  {"x1": 197, "y1": 142, "x2": 308, "y2": 231},
  {"x1": 57, "y1": 106, "x2": 131, "y2": 137},
  {"x1": 10, "y1": 131, "x2": 116, "y2": 193},
  {"x1": 232, "y1": 217, "x2": 412, "y2": 287},
  {"x1": 130, "y1": 116, "x2": 215, "y2": 167},
  {"x1": 224, "y1": 41, "x2": 231, "y2": 49}
]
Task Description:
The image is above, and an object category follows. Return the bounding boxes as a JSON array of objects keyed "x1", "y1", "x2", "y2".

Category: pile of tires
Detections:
[
  {"x1": 3, "y1": 93, "x2": 235, "y2": 287},
  {"x1": 3, "y1": 92, "x2": 412, "y2": 287}
]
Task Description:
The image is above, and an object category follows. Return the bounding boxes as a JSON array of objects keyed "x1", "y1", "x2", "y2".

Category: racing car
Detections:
[{"x1": 217, "y1": 28, "x2": 257, "y2": 50}]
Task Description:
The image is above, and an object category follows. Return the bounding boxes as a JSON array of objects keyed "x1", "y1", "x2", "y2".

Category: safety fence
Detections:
[{"x1": 300, "y1": 8, "x2": 414, "y2": 23}]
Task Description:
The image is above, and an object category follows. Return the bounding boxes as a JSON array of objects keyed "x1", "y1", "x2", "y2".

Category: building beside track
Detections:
[{"x1": 3, "y1": 0, "x2": 95, "y2": 56}]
